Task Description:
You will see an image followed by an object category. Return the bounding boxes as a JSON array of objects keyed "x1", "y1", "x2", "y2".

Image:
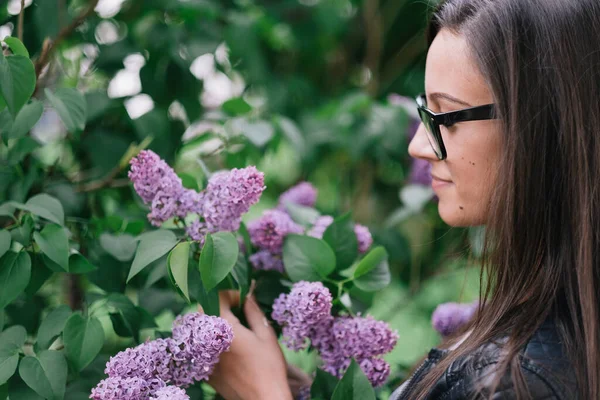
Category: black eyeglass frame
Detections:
[{"x1": 415, "y1": 93, "x2": 497, "y2": 160}]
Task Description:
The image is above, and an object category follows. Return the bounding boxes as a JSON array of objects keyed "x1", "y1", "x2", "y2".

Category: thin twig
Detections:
[
  {"x1": 76, "y1": 164, "x2": 127, "y2": 192},
  {"x1": 17, "y1": 0, "x2": 25, "y2": 41},
  {"x1": 363, "y1": 0, "x2": 384, "y2": 96},
  {"x1": 34, "y1": 0, "x2": 100, "y2": 77}
]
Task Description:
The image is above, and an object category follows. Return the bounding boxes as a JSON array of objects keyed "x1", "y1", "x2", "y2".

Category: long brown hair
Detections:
[{"x1": 410, "y1": 0, "x2": 600, "y2": 399}]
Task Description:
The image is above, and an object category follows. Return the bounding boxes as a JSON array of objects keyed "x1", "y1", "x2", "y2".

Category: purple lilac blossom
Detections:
[
  {"x1": 432, "y1": 301, "x2": 479, "y2": 337},
  {"x1": 272, "y1": 281, "x2": 333, "y2": 351},
  {"x1": 104, "y1": 338, "x2": 176, "y2": 384},
  {"x1": 185, "y1": 220, "x2": 208, "y2": 244},
  {"x1": 149, "y1": 386, "x2": 190, "y2": 400},
  {"x1": 128, "y1": 150, "x2": 182, "y2": 204},
  {"x1": 409, "y1": 158, "x2": 433, "y2": 186},
  {"x1": 249, "y1": 250, "x2": 285, "y2": 273},
  {"x1": 353, "y1": 224, "x2": 373, "y2": 253},
  {"x1": 359, "y1": 357, "x2": 391, "y2": 388},
  {"x1": 171, "y1": 313, "x2": 234, "y2": 381},
  {"x1": 202, "y1": 166, "x2": 266, "y2": 232},
  {"x1": 90, "y1": 376, "x2": 157, "y2": 400},
  {"x1": 278, "y1": 182, "x2": 318, "y2": 209},
  {"x1": 306, "y1": 215, "x2": 334, "y2": 239},
  {"x1": 296, "y1": 385, "x2": 311, "y2": 400},
  {"x1": 247, "y1": 209, "x2": 304, "y2": 253},
  {"x1": 308, "y1": 315, "x2": 398, "y2": 387}
]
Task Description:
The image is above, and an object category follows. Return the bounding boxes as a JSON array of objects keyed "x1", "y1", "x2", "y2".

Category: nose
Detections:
[{"x1": 408, "y1": 122, "x2": 439, "y2": 162}]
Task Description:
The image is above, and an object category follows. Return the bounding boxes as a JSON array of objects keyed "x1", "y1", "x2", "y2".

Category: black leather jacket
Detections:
[{"x1": 390, "y1": 317, "x2": 578, "y2": 399}]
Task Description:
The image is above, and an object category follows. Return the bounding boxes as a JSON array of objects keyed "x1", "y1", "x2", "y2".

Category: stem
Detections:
[
  {"x1": 66, "y1": 274, "x2": 84, "y2": 311},
  {"x1": 34, "y1": 0, "x2": 100, "y2": 78},
  {"x1": 17, "y1": 0, "x2": 25, "y2": 42}
]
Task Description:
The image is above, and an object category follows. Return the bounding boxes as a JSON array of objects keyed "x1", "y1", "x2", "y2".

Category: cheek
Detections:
[{"x1": 439, "y1": 124, "x2": 502, "y2": 226}]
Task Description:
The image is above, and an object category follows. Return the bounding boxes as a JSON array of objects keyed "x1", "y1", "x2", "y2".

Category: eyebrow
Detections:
[{"x1": 428, "y1": 92, "x2": 473, "y2": 108}]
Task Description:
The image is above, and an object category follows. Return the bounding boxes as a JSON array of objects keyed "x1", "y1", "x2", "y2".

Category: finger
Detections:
[
  {"x1": 197, "y1": 303, "x2": 204, "y2": 314},
  {"x1": 219, "y1": 290, "x2": 241, "y2": 310},
  {"x1": 244, "y1": 295, "x2": 277, "y2": 341}
]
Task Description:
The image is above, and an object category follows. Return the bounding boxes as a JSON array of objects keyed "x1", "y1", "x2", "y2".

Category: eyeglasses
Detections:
[{"x1": 415, "y1": 93, "x2": 497, "y2": 160}]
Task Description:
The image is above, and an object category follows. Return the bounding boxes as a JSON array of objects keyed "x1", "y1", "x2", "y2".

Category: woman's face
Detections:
[{"x1": 408, "y1": 28, "x2": 503, "y2": 226}]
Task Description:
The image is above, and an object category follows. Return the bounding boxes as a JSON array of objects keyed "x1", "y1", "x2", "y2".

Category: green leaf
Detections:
[
  {"x1": 323, "y1": 213, "x2": 358, "y2": 271},
  {"x1": 282, "y1": 202, "x2": 321, "y2": 227},
  {"x1": 0, "y1": 326, "x2": 27, "y2": 385},
  {"x1": 310, "y1": 369, "x2": 339, "y2": 400},
  {"x1": 99, "y1": 233, "x2": 137, "y2": 262},
  {"x1": 0, "y1": 252, "x2": 31, "y2": 309},
  {"x1": 3, "y1": 38, "x2": 29, "y2": 58},
  {"x1": 353, "y1": 246, "x2": 388, "y2": 279},
  {"x1": 25, "y1": 254, "x2": 53, "y2": 296},
  {"x1": 35, "y1": 305, "x2": 72, "y2": 351},
  {"x1": 199, "y1": 232, "x2": 239, "y2": 292},
  {"x1": 19, "y1": 350, "x2": 67, "y2": 400},
  {"x1": 167, "y1": 242, "x2": 190, "y2": 302},
  {"x1": 128, "y1": 230, "x2": 178, "y2": 282},
  {"x1": 63, "y1": 314, "x2": 104, "y2": 371},
  {"x1": 107, "y1": 294, "x2": 141, "y2": 342},
  {"x1": 68, "y1": 254, "x2": 97, "y2": 274},
  {"x1": 8, "y1": 100, "x2": 42, "y2": 140},
  {"x1": 331, "y1": 359, "x2": 376, "y2": 400},
  {"x1": 0, "y1": 109, "x2": 13, "y2": 144},
  {"x1": 7, "y1": 136, "x2": 40, "y2": 165},
  {"x1": 230, "y1": 252, "x2": 250, "y2": 304},
  {"x1": 222, "y1": 97, "x2": 252, "y2": 116},
  {"x1": 354, "y1": 259, "x2": 391, "y2": 292},
  {"x1": 283, "y1": 234, "x2": 336, "y2": 282},
  {"x1": 44, "y1": 88, "x2": 87, "y2": 133},
  {"x1": 11, "y1": 214, "x2": 33, "y2": 246},
  {"x1": 33, "y1": 224, "x2": 69, "y2": 271},
  {"x1": 7, "y1": 375, "x2": 43, "y2": 400},
  {"x1": 0, "y1": 383, "x2": 6, "y2": 400},
  {"x1": 15, "y1": 194, "x2": 65, "y2": 225},
  {"x1": 0, "y1": 54, "x2": 36, "y2": 117},
  {"x1": 0, "y1": 230, "x2": 10, "y2": 259}
]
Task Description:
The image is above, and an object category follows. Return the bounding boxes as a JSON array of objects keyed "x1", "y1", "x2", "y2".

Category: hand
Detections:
[{"x1": 207, "y1": 290, "x2": 294, "y2": 400}]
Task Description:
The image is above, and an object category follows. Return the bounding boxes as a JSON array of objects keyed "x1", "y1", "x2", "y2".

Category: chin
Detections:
[{"x1": 437, "y1": 200, "x2": 479, "y2": 227}]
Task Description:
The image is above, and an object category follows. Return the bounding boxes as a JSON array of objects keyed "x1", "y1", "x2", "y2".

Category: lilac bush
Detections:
[
  {"x1": 91, "y1": 313, "x2": 232, "y2": 398},
  {"x1": 129, "y1": 151, "x2": 265, "y2": 241},
  {"x1": 272, "y1": 281, "x2": 333, "y2": 350},
  {"x1": 432, "y1": 301, "x2": 479, "y2": 337},
  {"x1": 247, "y1": 209, "x2": 304, "y2": 253},
  {"x1": 272, "y1": 282, "x2": 398, "y2": 387},
  {"x1": 278, "y1": 181, "x2": 318, "y2": 209},
  {"x1": 149, "y1": 386, "x2": 190, "y2": 400}
]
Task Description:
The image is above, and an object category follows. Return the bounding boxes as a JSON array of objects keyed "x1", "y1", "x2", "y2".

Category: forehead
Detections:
[{"x1": 425, "y1": 29, "x2": 493, "y2": 104}]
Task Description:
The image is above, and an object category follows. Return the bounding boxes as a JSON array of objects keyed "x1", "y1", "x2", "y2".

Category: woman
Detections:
[{"x1": 207, "y1": 0, "x2": 600, "y2": 398}]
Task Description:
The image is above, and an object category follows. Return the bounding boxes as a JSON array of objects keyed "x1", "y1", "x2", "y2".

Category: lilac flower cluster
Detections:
[
  {"x1": 129, "y1": 151, "x2": 265, "y2": 241},
  {"x1": 202, "y1": 166, "x2": 266, "y2": 232},
  {"x1": 272, "y1": 281, "x2": 333, "y2": 350},
  {"x1": 128, "y1": 150, "x2": 203, "y2": 226},
  {"x1": 91, "y1": 313, "x2": 233, "y2": 399},
  {"x1": 247, "y1": 209, "x2": 303, "y2": 272},
  {"x1": 149, "y1": 386, "x2": 190, "y2": 400},
  {"x1": 248, "y1": 209, "x2": 304, "y2": 253},
  {"x1": 278, "y1": 181, "x2": 318, "y2": 209},
  {"x1": 272, "y1": 282, "x2": 398, "y2": 387},
  {"x1": 307, "y1": 216, "x2": 373, "y2": 253},
  {"x1": 431, "y1": 301, "x2": 479, "y2": 337},
  {"x1": 311, "y1": 316, "x2": 397, "y2": 387}
]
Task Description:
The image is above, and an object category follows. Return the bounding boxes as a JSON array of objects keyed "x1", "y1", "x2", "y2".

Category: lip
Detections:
[
  {"x1": 431, "y1": 174, "x2": 453, "y2": 190},
  {"x1": 431, "y1": 174, "x2": 452, "y2": 183}
]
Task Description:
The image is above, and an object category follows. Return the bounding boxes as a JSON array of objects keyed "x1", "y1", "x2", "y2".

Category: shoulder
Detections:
[{"x1": 433, "y1": 319, "x2": 578, "y2": 400}]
